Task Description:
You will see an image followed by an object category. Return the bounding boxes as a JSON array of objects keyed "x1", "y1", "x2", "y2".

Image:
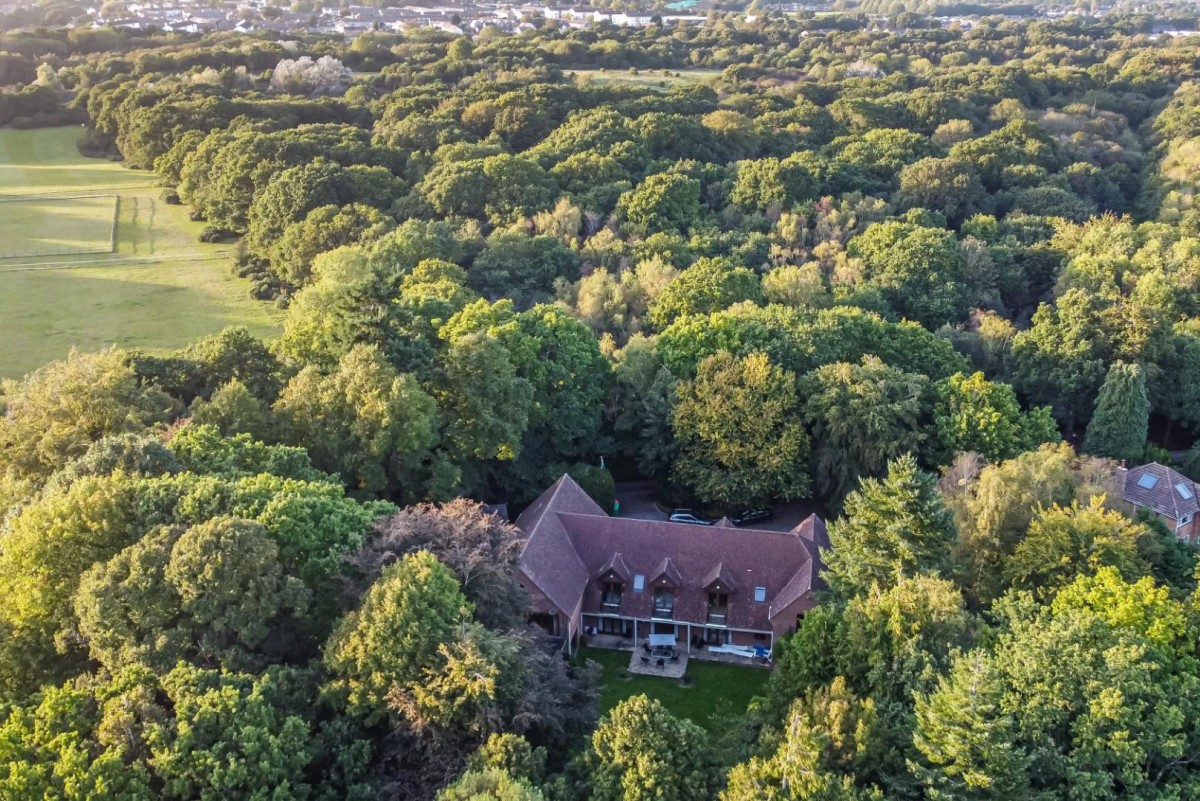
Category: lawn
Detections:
[
  {"x1": 578, "y1": 646, "x2": 769, "y2": 732},
  {"x1": 0, "y1": 127, "x2": 152, "y2": 194},
  {"x1": 0, "y1": 127, "x2": 281, "y2": 379},
  {"x1": 0, "y1": 194, "x2": 116, "y2": 259}
]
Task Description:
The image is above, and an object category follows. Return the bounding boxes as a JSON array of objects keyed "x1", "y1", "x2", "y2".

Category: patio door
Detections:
[{"x1": 705, "y1": 628, "x2": 729, "y2": 645}]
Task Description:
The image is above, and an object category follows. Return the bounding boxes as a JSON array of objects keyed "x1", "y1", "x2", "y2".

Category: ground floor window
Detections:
[
  {"x1": 652, "y1": 622, "x2": 678, "y2": 636},
  {"x1": 705, "y1": 628, "x2": 729, "y2": 645},
  {"x1": 599, "y1": 617, "x2": 629, "y2": 636}
]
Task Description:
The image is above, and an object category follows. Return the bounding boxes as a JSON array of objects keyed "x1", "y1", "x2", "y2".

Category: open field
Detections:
[
  {"x1": 0, "y1": 194, "x2": 116, "y2": 259},
  {"x1": 0, "y1": 128, "x2": 282, "y2": 379},
  {"x1": 578, "y1": 646, "x2": 769, "y2": 732},
  {"x1": 566, "y1": 67, "x2": 721, "y2": 91}
]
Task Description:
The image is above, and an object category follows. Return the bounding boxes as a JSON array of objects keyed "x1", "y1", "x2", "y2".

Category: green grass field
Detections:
[
  {"x1": 0, "y1": 194, "x2": 116, "y2": 259},
  {"x1": 0, "y1": 128, "x2": 281, "y2": 379},
  {"x1": 578, "y1": 647, "x2": 769, "y2": 732},
  {"x1": 567, "y1": 67, "x2": 721, "y2": 91}
]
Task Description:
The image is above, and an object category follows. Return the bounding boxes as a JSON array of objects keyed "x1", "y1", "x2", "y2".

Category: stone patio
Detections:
[
  {"x1": 627, "y1": 648, "x2": 688, "y2": 678},
  {"x1": 578, "y1": 634, "x2": 773, "y2": 670},
  {"x1": 586, "y1": 633, "x2": 634, "y2": 651}
]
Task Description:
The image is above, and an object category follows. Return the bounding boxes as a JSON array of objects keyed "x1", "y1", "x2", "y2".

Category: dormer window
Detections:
[
  {"x1": 653, "y1": 587, "x2": 674, "y2": 618},
  {"x1": 601, "y1": 581, "x2": 622, "y2": 611},
  {"x1": 707, "y1": 592, "x2": 728, "y2": 625}
]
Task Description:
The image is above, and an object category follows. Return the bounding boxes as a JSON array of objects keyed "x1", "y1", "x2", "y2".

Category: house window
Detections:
[
  {"x1": 753, "y1": 632, "x2": 768, "y2": 641},
  {"x1": 707, "y1": 592, "x2": 728, "y2": 625},
  {"x1": 632, "y1": 575, "x2": 645, "y2": 591},
  {"x1": 754, "y1": 586, "x2": 767, "y2": 604},
  {"x1": 1181, "y1": 515, "x2": 1193, "y2": 526},
  {"x1": 600, "y1": 617, "x2": 627, "y2": 636},
  {"x1": 601, "y1": 581, "x2": 622, "y2": 610},
  {"x1": 653, "y1": 588, "x2": 674, "y2": 617}
]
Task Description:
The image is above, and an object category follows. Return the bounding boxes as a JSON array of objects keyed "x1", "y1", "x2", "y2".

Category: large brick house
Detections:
[
  {"x1": 1117, "y1": 462, "x2": 1200, "y2": 544},
  {"x1": 515, "y1": 475, "x2": 830, "y2": 655}
]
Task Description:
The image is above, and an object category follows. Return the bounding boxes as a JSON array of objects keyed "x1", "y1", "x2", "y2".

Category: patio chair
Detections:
[
  {"x1": 669, "y1": 653, "x2": 679, "y2": 663},
  {"x1": 640, "y1": 656, "x2": 650, "y2": 665},
  {"x1": 656, "y1": 658, "x2": 665, "y2": 668},
  {"x1": 642, "y1": 642, "x2": 652, "y2": 654}
]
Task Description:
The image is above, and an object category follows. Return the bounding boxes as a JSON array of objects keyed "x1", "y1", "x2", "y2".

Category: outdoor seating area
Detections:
[
  {"x1": 628, "y1": 640, "x2": 688, "y2": 679},
  {"x1": 579, "y1": 630, "x2": 774, "y2": 670}
]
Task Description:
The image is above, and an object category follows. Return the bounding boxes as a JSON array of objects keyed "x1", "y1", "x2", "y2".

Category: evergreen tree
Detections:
[
  {"x1": 824, "y1": 455, "x2": 956, "y2": 599},
  {"x1": 800, "y1": 357, "x2": 930, "y2": 507},
  {"x1": 1083, "y1": 361, "x2": 1149, "y2": 464},
  {"x1": 911, "y1": 651, "x2": 1033, "y2": 800}
]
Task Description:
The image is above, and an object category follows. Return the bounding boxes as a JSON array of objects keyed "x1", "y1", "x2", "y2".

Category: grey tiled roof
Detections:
[{"x1": 1121, "y1": 463, "x2": 1200, "y2": 522}]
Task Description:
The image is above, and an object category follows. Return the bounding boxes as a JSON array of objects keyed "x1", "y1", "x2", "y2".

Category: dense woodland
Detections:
[{"x1": 6, "y1": 13, "x2": 1200, "y2": 799}]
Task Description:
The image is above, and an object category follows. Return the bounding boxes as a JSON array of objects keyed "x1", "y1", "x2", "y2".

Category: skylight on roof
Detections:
[
  {"x1": 633, "y1": 575, "x2": 645, "y2": 591},
  {"x1": 754, "y1": 586, "x2": 766, "y2": 603},
  {"x1": 1138, "y1": 473, "x2": 1160, "y2": 490},
  {"x1": 1176, "y1": 482, "x2": 1194, "y2": 500}
]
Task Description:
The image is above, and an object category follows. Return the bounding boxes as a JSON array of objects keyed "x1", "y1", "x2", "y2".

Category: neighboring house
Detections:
[
  {"x1": 516, "y1": 475, "x2": 829, "y2": 656},
  {"x1": 1117, "y1": 462, "x2": 1200, "y2": 543}
]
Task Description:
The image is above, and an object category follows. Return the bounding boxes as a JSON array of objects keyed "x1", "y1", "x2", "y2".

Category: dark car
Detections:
[
  {"x1": 669, "y1": 509, "x2": 715, "y2": 526},
  {"x1": 731, "y1": 509, "x2": 773, "y2": 527}
]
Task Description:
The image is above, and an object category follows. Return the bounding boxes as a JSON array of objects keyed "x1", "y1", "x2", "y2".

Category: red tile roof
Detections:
[
  {"x1": 595, "y1": 552, "x2": 631, "y2": 581},
  {"x1": 517, "y1": 475, "x2": 828, "y2": 633},
  {"x1": 515, "y1": 474, "x2": 598, "y2": 617},
  {"x1": 701, "y1": 562, "x2": 738, "y2": 593}
]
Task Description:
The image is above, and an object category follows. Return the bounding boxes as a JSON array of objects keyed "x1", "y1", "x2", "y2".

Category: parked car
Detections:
[
  {"x1": 669, "y1": 509, "x2": 715, "y2": 526},
  {"x1": 732, "y1": 509, "x2": 774, "y2": 527}
]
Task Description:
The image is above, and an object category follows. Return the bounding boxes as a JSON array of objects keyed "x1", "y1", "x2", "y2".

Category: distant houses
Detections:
[{"x1": 91, "y1": 0, "x2": 718, "y2": 36}]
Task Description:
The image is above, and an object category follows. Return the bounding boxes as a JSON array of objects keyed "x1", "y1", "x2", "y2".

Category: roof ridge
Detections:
[{"x1": 553, "y1": 509, "x2": 820, "y2": 538}]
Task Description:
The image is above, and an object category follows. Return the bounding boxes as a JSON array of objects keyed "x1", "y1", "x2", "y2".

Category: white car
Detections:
[{"x1": 669, "y1": 509, "x2": 714, "y2": 526}]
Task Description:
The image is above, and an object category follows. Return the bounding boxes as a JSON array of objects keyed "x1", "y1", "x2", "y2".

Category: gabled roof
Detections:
[
  {"x1": 514, "y1": 475, "x2": 600, "y2": 617},
  {"x1": 517, "y1": 475, "x2": 828, "y2": 632},
  {"x1": 1121, "y1": 463, "x2": 1200, "y2": 522},
  {"x1": 595, "y1": 552, "x2": 630, "y2": 582},
  {"x1": 770, "y1": 567, "x2": 813, "y2": 620},
  {"x1": 701, "y1": 561, "x2": 738, "y2": 593},
  {"x1": 792, "y1": 515, "x2": 832, "y2": 553},
  {"x1": 651, "y1": 556, "x2": 683, "y2": 587}
]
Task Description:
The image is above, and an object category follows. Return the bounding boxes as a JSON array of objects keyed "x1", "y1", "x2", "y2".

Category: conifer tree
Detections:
[
  {"x1": 824, "y1": 455, "x2": 956, "y2": 598},
  {"x1": 1083, "y1": 361, "x2": 1149, "y2": 465}
]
